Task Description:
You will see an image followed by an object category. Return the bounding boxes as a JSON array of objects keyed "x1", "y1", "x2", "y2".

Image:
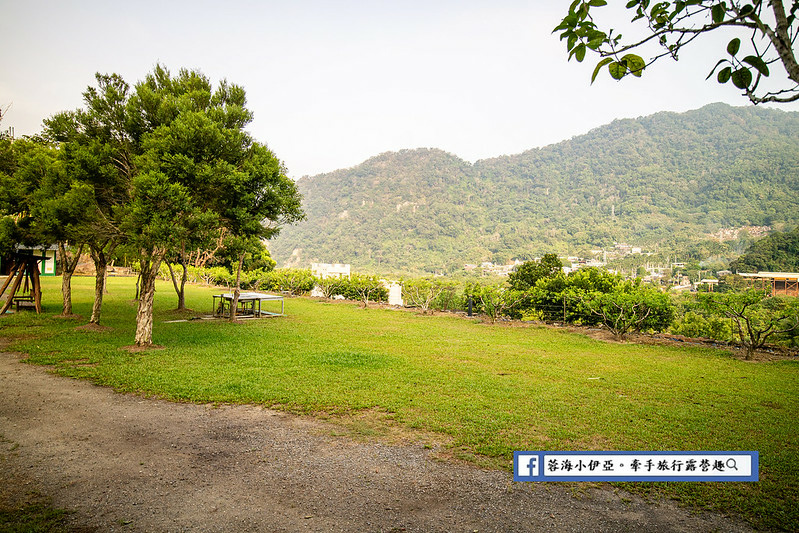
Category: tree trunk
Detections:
[
  {"x1": 167, "y1": 241, "x2": 190, "y2": 310},
  {"x1": 167, "y1": 262, "x2": 187, "y2": 310},
  {"x1": 58, "y1": 242, "x2": 84, "y2": 316},
  {"x1": 89, "y1": 247, "x2": 107, "y2": 325},
  {"x1": 134, "y1": 253, "x2": 164, "y2": 347},
  {"x1": 229, "y1": 252, "x2": 245, "y2": 322},
  {"x1": 180, "y1": 262, "x2": 187, "y2": 309}
]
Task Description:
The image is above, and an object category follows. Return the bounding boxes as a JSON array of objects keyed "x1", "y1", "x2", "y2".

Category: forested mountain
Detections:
[
  {"x1": 729, "y1": 226, "x2": 799, "y2": 273},
  {"x1": 269, "y1": 103, "x2": 799, "y2": 275}
]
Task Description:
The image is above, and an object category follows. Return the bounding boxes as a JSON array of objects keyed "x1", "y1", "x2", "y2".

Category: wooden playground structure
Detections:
[{"x1": 0, "y1": 253, "x2": 44, "y2": 314}]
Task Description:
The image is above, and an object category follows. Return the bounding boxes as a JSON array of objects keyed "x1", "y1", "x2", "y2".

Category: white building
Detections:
[{"x1": 311, "y1": 263, "x2": 350, "y2": 279}]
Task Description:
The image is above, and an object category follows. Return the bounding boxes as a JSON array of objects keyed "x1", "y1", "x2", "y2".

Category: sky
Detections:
[{"x1": 2, "y1": 1, "x2": 797, "y2": 179}]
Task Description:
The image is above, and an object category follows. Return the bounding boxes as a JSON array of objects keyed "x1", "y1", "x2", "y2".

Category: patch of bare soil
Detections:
[
  {"x1": 164, "y1": 308, "x2": 201, "y2": 318},
  {"x1": 0, "y1": 352, "x2": 757, "y2": 532},
  {"x1": 74, "y1": 323, "x2": 113, "y2": 333}
]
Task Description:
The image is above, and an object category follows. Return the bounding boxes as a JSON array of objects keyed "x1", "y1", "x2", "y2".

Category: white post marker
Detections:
[{"x1": 514, "y1": 451, "x2": 758, "y2": 482}]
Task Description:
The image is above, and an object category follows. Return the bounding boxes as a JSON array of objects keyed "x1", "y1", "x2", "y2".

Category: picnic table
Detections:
[{"x1": 212, "y1": 292, "x2": 284, "y2": 318}]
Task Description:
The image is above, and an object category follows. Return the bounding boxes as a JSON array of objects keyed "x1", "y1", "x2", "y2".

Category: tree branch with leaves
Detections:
[{"x1": 556, "y1": 0, "x2": 799, "y2": 104}]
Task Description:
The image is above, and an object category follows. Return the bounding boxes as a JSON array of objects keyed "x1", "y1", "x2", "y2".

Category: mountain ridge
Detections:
[{"x1": 269, "y1": 103, "x2": 799, "y2": 275}]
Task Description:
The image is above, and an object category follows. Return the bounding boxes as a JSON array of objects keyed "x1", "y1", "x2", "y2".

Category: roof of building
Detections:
[{"x1": 739, "y1": 272, "x2": 799, "y2": 280}]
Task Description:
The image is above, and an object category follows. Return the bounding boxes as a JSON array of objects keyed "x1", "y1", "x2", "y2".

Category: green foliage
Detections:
[
  {"x1": 43, "y1": 65, "x2": 303, "y2": 341},
  {"x1": 258, "y1": 269, "x2": 316, "y2": 296},
  {"x1": 269, "y1": 105, "x2": 799, "y2": 275},
  {"x1": 0, "y1": 138, "x2": 75, "y2": 252},
  {"x1": 729, "y1": 226, "x2": 799, "y2": 272},
  {"x1": 311, "y1": 274, "x2": 388, "y2": 305},
  {"x1": 581, "y1": 286, "x2": 675, "y2": 339},
  {"x1": 244, "y1": 242, "x2": 277, "y2": 272},
  {"x1": 507, "y1": 253, "x2": 562, "y2": 291},
  {"x1": 670, "y1": 311, "x2": 733, "y2": 341},
  {"x1": 556, "y1": 1, "x2": 799, "y2": 105},
  {"x1": 155, "y1": 263, "x2": 279, "y2": 291},
  {"x1": 337, "y1": 273, "x2": 388, "y2": 307},
  {"x1": 699, "y1": 289, "x2": 799, "y2": 358},
  {"x1": 464, "y1": 283, "x2": 528, "y2": 323},
  {"x1": 528, "y1": 267, "x2": 622, "y2": 324},
  {"x1": 402, "y1": 277, "x2": 457, "y2": 313},
  {"x1": 315, "y1": 275, "x2": 346, "y2": 298}
]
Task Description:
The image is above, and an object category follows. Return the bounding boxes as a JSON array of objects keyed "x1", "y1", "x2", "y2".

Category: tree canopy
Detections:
[
  {"x1": 556, "y1": 0, "x2": 799, "y2": 104},
  {"x1": 508, "y1": 254, "x2": 563, "y2": 291},
  {"x1": 40, "y1": 65, "x2": 303, "y2": 346},
  {"x1": 729, "y1": 225, "x2": 799, "y2": 271}
]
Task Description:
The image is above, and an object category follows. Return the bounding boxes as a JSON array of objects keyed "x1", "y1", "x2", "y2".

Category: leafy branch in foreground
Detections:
[{"x1": 555, "y1": 0, "x2": 799, "y2": 104}]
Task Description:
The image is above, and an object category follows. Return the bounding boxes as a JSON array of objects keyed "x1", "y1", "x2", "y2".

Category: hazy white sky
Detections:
[{"x1": 2, "y1": 1, "x2": 796, "y2": 179}]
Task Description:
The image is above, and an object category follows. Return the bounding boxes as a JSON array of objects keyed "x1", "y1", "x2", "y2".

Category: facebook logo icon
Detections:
[{"x1": 515, "y1": 453, "x2": 540, "y2": 480}]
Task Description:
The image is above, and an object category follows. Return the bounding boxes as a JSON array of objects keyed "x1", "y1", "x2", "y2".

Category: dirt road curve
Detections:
[{"x1": 0, "y1": 351, "x2": 753, "y2": 532}]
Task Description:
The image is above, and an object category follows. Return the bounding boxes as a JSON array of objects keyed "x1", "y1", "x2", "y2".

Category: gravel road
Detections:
[{"x1": 0, "y1": 351, "x2": 754, "y2": 532}]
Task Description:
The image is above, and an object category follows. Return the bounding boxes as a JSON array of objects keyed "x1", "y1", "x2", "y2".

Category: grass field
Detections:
[{"x1": 1, "y1": 275, "x2": 798, "y2": 531}]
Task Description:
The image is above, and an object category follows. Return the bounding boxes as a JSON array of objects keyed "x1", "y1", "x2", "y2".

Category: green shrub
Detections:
[
  {"x1": 402, "y1": 278, "x2": 456, "y2": 313},
  {"x1": 257, "y1": 269, "x2": 316, "y2": 295},
  {"x1": 670, "y1": 311, "x2": 732, "y2": 341}
]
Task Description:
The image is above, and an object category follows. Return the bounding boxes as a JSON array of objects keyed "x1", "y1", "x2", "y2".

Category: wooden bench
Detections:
[{"x1": 12, "y1": 295, "x2": 35, "y2": 312}]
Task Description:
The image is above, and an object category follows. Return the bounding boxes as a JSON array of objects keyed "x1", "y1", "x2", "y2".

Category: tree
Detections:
[
  {"x1": 402, "y1": 277, "x2": 455, "y2": 314},
  {"x1": 217, "y1": 142, "x2": 303, "y2": 321},
  {"x1": 258, "y1": 268, "x2": 316, "y2": 296},
  {"x1": 45, "y1": 74, "x2": 133, "y2": 325},
  {"x1": 342, "y1": 273, "x2": 387, "y2": 308},
  {"x1": 556, "y1": 0, "x2": 799, "y2": 104},
  {"x1": 46, "y1": 66, "x2": 303, "y2": 346},
  {"x1": 0, "y1": 138, "x2": 88, "y2": 316},
  {"x1": 464, "y1": 283, "x2": 529, "y2": 323},
  {"x1": 27, "y1": 149, "x2": 92, "y2": 317},
  {"x1": 528, "y1": 267, "x2": 622, "y2": 323},
  {"x1": 582, "y1": 285, "x2": 675, "y2": 339},
  {"x1": 699, "y1": 288, "x2": 799, "y2": 358},
  {"x1": 508, "y1": 253, "x2": 563, "y2": 291},
  {"x1": 315, "y1": 275, "x2": 346, "y2": 299},
  {"x1": 124, "y1": 66, "x2": 302, "y2": 340}
]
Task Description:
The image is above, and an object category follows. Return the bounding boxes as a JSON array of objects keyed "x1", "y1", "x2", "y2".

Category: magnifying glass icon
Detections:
[{"x1": 726, "y1": 458, "x2": 738, "y2": 471}]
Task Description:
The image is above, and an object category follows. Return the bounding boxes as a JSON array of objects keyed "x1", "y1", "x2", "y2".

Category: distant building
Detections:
[
  {"x1": 384, "y1": 281, "x2": 403, "y2": 307},
  {"x1": 698, "y1": 279, "x2": 719, "y2": 291},
  {"x1": 311, "y1": 263, "x2": 350, "y2": 279},
  {"x1": 739, "y1": 272, "x2": 799, "y2": 297},
  {"x1": 481, "y1": 261, "x2": 522, "y2": 277}
]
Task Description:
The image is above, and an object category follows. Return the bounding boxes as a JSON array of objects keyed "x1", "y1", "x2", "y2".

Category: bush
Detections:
[
  {"x1": 581, "y1": 287, "x2": 675, "y2": 339},
  {"x1": 670, "y1": 311, "x2": 732, "y2": 341},
  {"x1": 402, "y1": 278, "x2": 457, "y2": 313},
  {"x1": 527, "y1": 268, "x2": 624, "y2": 324},
  {"x1": 257, "y1": 269, "x2": 316, "y2": 295},
  {"x1": 464, "y1": 283, "x2": 528, "y2": 323},
  {"x1": 336, "y1": 274, "x2": 388, "y2": 307},
  {"x1": 698, "y1": 289, "x2": 799, "y2": 359}
]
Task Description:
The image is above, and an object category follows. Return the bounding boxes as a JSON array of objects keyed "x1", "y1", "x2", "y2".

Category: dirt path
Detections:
[{"x1": 0, "y1": 351, "x2": 753, "y2": 532}]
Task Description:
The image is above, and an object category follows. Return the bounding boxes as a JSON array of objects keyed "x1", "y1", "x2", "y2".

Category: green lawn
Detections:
[{"x1": 2, "y1": 275, "x2": 798, "y2": 531}]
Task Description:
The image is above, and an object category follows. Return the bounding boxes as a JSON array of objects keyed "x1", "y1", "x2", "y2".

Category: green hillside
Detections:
[
  {"x1": 269, "y1": 103, "x2": 799, "y2": 275},
  {"x1": 729, "y1": 226, "x2": 799, "y2": 272}
]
